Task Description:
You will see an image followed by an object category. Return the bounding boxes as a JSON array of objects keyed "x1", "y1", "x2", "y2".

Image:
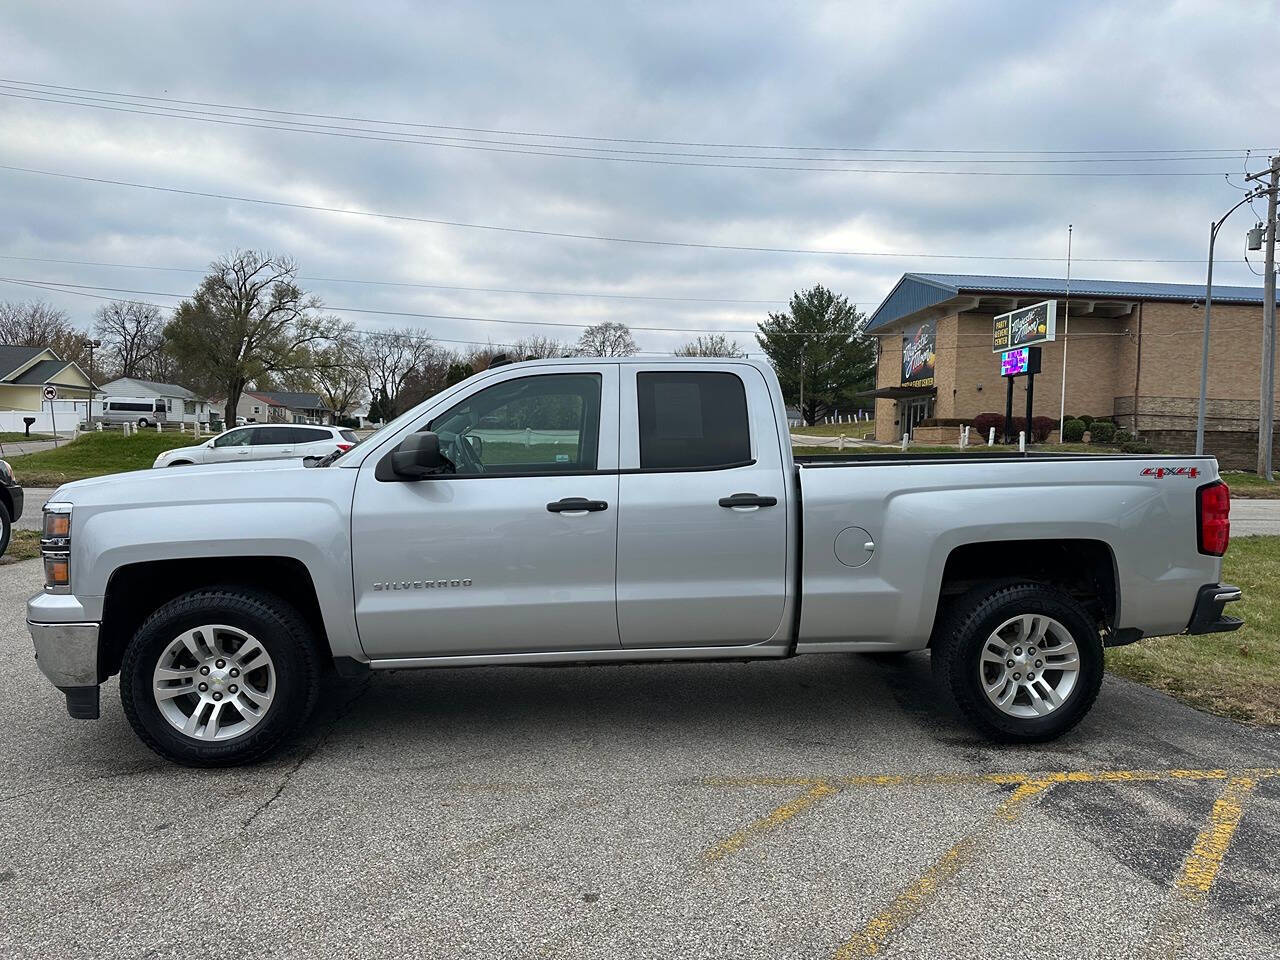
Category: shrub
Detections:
[
  {"x1": 1062, "y1": 418, "x2": 1086, "y2": 442},
  {"x1": 1030, "y1": 416, "x2": 1058, "y2": 442},
  {"x1": 1078, "y1": 415, "x2": 1095, "y2": 428},
  {"x1": 1121, "y1": 439, "x2": 1155, "y2": 454},
  {"x1": 971, "y1": 412, "x2": 1004, "y2": 441},
  {"x1": 1090, "y1": 421, "x2": 1117, "y2": 443},
  {"x1": 1113, "y1": 428, "x2": 1132, "y2": 444}
]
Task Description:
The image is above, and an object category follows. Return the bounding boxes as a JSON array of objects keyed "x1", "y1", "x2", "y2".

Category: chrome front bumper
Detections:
[{"x1": 29, "y1": 620, "x2": 99, "y2": 688}]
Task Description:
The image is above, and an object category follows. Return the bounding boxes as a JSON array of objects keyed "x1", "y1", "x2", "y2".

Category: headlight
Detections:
[{"x1": 41, "y1": 503, "x2": 72, "y2": 593}]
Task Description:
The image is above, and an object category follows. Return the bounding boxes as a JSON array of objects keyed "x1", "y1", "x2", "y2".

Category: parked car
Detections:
[
  {"x1": 151, "y1": 424, "x2": 358, "y2": 468},
  {"x1": 0, "y1": 458, "x2": 22, "y2": 557},
  {"x1": 29, "y1": 357, "x2": 1240, "y2": 766},
  {"x1": 102, "y1": 396, "x2": 166, "y2": 427}
]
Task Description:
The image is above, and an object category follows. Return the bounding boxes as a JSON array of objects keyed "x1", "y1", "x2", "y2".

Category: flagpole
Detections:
[{"x1": 1057, "y1": 224, "x2": 1073, "y2": 442}]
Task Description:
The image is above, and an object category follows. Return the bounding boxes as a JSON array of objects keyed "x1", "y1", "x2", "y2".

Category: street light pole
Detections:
[{"x1": 1196, "y1": 193, "x2": 1260, "y2": 455}]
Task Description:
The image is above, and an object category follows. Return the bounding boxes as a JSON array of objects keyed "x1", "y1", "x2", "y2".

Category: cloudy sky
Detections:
[{"x1": 0, "y1": 0, "x2": 1277, "y2": 358}]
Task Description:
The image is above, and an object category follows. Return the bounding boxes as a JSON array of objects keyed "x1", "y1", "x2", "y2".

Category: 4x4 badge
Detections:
[{"x1": 1140, "y1": 466, "x2": 1199, "y2": 479}]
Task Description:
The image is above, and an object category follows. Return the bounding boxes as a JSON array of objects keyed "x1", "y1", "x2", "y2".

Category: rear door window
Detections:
[
  {"x1": 291, "y1": 427, "x2": 333, "y2": 443},
  {"x1": 637, "y1": 371, "x2": 751, "y2": 470}
]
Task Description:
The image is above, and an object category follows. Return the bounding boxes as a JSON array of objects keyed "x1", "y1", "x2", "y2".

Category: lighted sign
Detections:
[
  {"x1": 1001, "y1": 348, "x2": 1029, "y2": 376},
  {"x1": 993, "y1": 300, "x2": 1056, "y2": 353},
  {"x1": 1000, "y1": 346, "x2": 1041, "y2": 377}
]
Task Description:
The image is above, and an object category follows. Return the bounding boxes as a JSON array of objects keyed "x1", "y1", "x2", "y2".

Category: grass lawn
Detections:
[
  {"x1": 790, "y1": 421, "x2": 876, "y2": 438},
  {"x1": 0, "y1": 432, "x2": 54, "y2": 444},
  {"x1": 1, "y1": 529, "x2": 41, "y2": 564},
  {"x1": 7, "y1": 432, "x2": 199, "y2": 486},
  {"x1": 1109, "y1": 535, "x2": 1280, "y2": 725},
  {"x1": 1219, "y1": 471, "x2": 1280, "y2": 498}
]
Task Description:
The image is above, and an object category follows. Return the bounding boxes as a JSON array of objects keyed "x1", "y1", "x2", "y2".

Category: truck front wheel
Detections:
[
  {"x1": 120, "y1": 588, "x2": 320, "y2": 766},
  {"x1": 933, "y1": 581, "x2": 1103, "y2": 742}
]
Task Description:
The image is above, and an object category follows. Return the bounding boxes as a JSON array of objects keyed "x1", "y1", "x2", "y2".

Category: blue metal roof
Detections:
[{"x1": 866, "y1": 273, "x2": 1279, "y2": 332}]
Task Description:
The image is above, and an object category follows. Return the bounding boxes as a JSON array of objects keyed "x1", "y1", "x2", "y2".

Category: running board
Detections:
[{"x1": 365, "y1": 643, "x2": 789, "y2": 670}]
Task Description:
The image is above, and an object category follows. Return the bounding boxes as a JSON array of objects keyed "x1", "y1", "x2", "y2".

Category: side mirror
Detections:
[{"x1": 390, "y1": 431, "x2": 454, "y2": 479}]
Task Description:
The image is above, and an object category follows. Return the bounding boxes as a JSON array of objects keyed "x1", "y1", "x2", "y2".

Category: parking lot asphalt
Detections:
[{"x1": 1, "y1": 558, "x2": 1278, "y2": 959}]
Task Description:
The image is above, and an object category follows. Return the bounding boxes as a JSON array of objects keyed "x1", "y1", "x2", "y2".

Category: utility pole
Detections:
[{"x1": 1247, "y1": 156, "x2": 1279, "y2": 480}]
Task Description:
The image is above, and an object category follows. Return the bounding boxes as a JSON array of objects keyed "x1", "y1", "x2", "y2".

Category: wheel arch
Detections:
[
  {"x1": 931, "y1": 538, "x2": 1118, "y2": 646},
  {"x1": 98, "y1": 556, "x2": 334, "y2": 682}
]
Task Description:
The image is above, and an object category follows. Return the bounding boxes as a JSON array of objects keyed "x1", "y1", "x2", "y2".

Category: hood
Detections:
[{"x1": 51, "y1": 458, "x2": 320, "y2": 503}]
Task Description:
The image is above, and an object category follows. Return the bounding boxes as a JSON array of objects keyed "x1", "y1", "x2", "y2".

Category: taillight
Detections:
[
  {"x1": 1197, "y1": 481, "x2": 1230, "y2": 556},
  {"x1": 336, "y1": 443, "x2": 353, "y2": 452}
]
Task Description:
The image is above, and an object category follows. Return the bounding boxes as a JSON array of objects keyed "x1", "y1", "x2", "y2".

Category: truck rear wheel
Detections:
[
  {"x1": 932, "y1": 581, "x2": 1103, "y2": 742},
  {"x1": 120, "y1": 588, "x2": 320, "y2": 766}
]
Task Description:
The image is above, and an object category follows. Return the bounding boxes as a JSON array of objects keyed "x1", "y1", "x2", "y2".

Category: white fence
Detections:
[{"x1": 0, "y1": 400, "x2": 95, "y2": 434}]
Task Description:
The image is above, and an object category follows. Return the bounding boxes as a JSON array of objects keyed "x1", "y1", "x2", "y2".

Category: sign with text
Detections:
[
  {"x1": 901, "y1": 318, "x2": 936, "y2": 387},
  {"x1": 992, "y1": 300, "x2": 1056, "y2": 353},
  {"x1": 1000, "y1": 346, "x2": 1042, "y2": 377}
]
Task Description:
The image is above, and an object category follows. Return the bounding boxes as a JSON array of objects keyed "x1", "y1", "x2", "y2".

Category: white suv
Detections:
[{"x1": 152, "y1": 424, "x2": 358, "y2": 468}]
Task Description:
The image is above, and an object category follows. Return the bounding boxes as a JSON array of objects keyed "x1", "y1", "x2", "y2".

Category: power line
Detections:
[
  {"x1": 0, "y1": 254, "x2": 792, "y2": 305},
  {"x1": 0, "y1": 164, "x2": 1210, "y2": 263},
  {"x1": 0, "y1": 276, "x2": 759, "y2": 354},
  {"x1": 0, "y1": 275, "x2": 776, "y2": 335},
  {"x1": 0, "y1": 84, "x2": 1252, "y2": 170},
  {"x1": 1, "y1": 78, "x2": 1267, "y2": 156}
]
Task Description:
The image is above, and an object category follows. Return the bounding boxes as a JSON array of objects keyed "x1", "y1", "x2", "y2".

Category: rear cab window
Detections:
[{"x1": 636, "y1": 371, "x2": 751, "y2": 470}]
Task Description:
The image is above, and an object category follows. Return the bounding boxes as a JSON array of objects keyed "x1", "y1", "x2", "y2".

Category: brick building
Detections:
[{"x1": 864, "y1": 273, "x2": 1280, "y2": 467}]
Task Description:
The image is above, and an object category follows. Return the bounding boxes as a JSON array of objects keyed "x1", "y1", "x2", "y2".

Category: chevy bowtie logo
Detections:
[{"x1": 372, "y1": 579, "x2": 473, "y2": 591}]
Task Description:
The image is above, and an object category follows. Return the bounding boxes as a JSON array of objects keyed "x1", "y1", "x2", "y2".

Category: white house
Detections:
[{"x1": 98, "y1": 377, "x2": 214, "y2": 426}]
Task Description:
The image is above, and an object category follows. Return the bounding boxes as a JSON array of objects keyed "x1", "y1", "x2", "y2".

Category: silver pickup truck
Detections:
[{"x1": 28, "y1": 357, "x2": 1241, "y2": 765}]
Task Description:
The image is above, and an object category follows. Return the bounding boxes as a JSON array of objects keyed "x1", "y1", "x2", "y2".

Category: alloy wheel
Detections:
[{"x1": 151, "y1": 624, "x2": 277, "y2": 741}]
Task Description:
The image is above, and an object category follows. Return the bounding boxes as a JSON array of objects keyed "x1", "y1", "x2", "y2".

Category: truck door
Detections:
[
  {"x1": 350, "y1": 365, "x2": 621, "y2": 659},
  {"x1": 615, "y1": 365, "x2": 789, "y2": 648}
]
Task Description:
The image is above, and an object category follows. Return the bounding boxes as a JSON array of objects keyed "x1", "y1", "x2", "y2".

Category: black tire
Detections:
[
  {"x1": 0, "y1": 504, "x2": 10, "y2": 558},
  {"x1": 120, "y1": 587, "x2": 320, "y2": 766},
  {"x1": 932, "y1": 581, "x2": 1103, "y2": 742},
  {"x1": 137, "y1": 418, "x2": 150, "y2": 428}
]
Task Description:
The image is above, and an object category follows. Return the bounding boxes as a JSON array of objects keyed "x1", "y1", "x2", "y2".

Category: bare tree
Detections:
[
  {"x1": 357, "y1": 327, "x2": 440, "y2": 415},
  {"x1": 164, "y1": 250, "x2": 342, "y2": 426},
  {"x1": 0, "y1": 300, "x2": 91, "y2": 368},
  {"x1": 576, "y1": 321, "x2": 638, "y2": 357},
  {"x1": 93, "y1": 302, "x2": 165, "y2": 380},
  {"x1": 509, "y1": 335, "x2": 573, "y2": 359},
  {"x1": 673, "y1": 333, "x2": 746, "y2": 358},
  {"x1": 312, "y1": 335, "x2": 368, "y2": 420}
]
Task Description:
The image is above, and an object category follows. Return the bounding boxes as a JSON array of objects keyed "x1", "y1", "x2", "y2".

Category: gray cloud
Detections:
[{"x1": 0, "y1": 0, "x2": 1276, "y2": 357}]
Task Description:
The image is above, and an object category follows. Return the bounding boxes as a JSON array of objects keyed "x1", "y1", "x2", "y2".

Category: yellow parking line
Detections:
[
  {"x1": 1175, "y1": 774, "x2": 1260, "y2": 897},
  {"x1": 702, "y1": 780, "x2": 840, "y2": 862},
  {"x1": 704, "y1": 767, "x2": 1280, "y2": 791},
  {"x1": 834, "y1": 779, "x2": 1054, "y2": 959}
]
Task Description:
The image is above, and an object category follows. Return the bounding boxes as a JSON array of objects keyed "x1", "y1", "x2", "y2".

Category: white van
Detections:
[{"x1": 102, "y1": 397, "x2": 167, "y2": 427}]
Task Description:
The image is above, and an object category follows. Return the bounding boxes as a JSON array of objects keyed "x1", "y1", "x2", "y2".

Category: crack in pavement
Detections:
[{"x1": 240, "y1": 675, "x2": 375, "y2": 830}]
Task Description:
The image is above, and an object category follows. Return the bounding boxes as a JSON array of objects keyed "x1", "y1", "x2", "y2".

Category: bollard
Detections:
[
  {"x1": 180, "y1": 422, "x2": 186, "y2": 434},
  {"x1": 1019, "y1": 431, "x2": 1026, "y2": 452},
  {"x1": 156, "y1": 422, "x2": 162, "y2": 434},
  {"x1": 524, "y1": 426, "x2": 533, "y2": 448},
  {"x1": 901, "y1": 432, "x2": 909, "y2": 452},
  {"x1": 988, "y1": 426, "x2": 996, "y2": 446},
  {"x1": 838, "y1": 434, "x2": 846, "y2": 452},
  {"x1": 96, "y1": 421, "x2": 103, "y2": 432}
]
